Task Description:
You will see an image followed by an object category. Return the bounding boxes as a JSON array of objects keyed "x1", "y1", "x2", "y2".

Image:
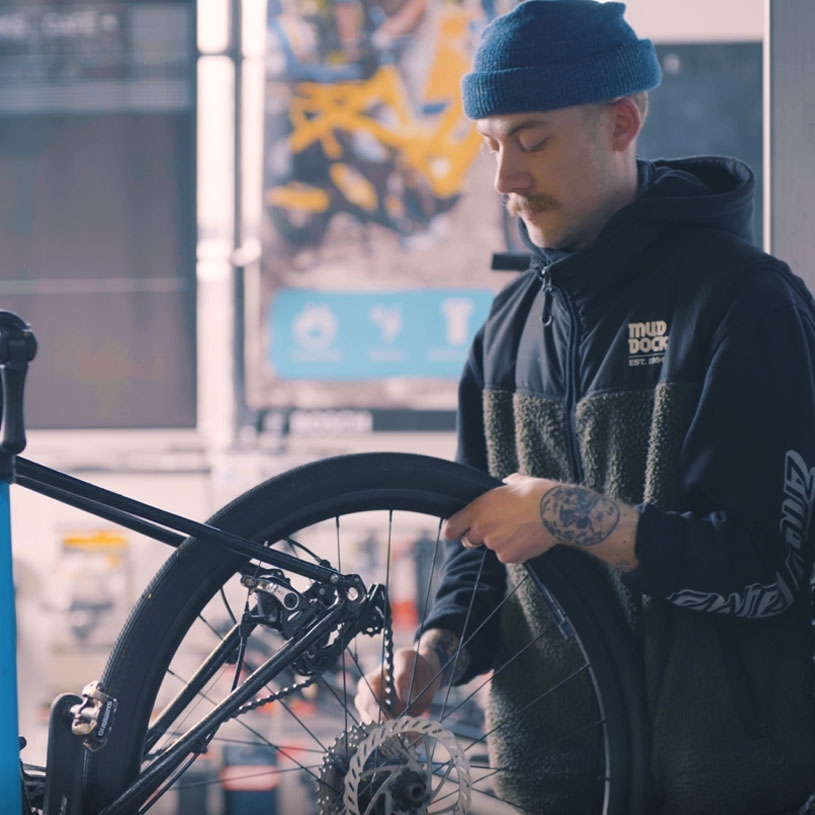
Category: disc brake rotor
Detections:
[{"x1": 334, "y1": 717, "x2": 470, "y2": 815}]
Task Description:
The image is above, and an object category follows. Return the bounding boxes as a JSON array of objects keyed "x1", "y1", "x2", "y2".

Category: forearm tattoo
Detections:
[
  {"x1": 539, "y1": 485, "x2": 620, "y2": 548},
  {"x1": 419, "y1": 628, "x2": 470, "y2": 686}
]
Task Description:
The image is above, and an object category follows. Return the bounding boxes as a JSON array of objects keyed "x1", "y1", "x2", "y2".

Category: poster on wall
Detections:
[{"x1": 247, "y1": 0, "x2": 521, "y2": 411}]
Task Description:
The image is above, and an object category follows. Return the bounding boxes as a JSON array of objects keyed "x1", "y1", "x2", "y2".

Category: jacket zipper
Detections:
[{"x1": 539, "y1": 266, "x2": 584, "y2": 484}]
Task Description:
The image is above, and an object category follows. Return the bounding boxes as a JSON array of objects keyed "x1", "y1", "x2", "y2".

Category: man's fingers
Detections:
[
  {"x1": 442, "y1": 503, "x2": 473, "y2": 540},
  {"x1": 355, "y1": 672, "x2": 390, "y2": 723}
]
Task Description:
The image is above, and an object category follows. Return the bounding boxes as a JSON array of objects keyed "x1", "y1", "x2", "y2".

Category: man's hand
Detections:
[
  {"x1": 354, "y1": 647, "x2": 442, "y2": 724},
  {"x1": 442, "y1": 474, "x2": 561, "y2": 563},
  {"x1": 442, "y1": 474, "x2": 641, "y2": 572}
]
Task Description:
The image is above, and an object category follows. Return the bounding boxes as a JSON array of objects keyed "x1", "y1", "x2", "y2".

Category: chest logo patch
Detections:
[{"x1": 628, "y1": 320, "x2": 669, "y2": 367}]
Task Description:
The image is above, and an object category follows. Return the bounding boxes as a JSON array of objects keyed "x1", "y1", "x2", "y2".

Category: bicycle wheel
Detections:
[{"x1": 81, "y1": 453, "x2": 647, "y2": 815}]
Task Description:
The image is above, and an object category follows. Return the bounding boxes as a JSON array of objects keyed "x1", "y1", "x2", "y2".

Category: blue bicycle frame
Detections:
[
  {"x1": 0, "y1": 311, "x2": 38, "y2": 813},
  {"x1": 0, "y1": 477, "x2": 20, "y2": 813}
]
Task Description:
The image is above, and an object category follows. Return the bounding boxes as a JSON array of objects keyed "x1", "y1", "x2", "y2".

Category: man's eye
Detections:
[{"x1": 519, "y1": 138, "x2": 549, "y2": 152}]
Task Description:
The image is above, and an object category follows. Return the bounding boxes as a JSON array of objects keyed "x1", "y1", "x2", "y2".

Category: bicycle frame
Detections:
[{"x1": 0, "y1": 311, "x2": 378, "y2": 814}]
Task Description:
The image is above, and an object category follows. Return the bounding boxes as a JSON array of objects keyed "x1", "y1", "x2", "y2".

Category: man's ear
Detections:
[{"x1": 609, "y1": 96, "x2": 642, "y2": 152}]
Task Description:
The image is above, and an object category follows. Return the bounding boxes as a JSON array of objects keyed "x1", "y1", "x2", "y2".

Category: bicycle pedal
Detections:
[{"x1": 70, "y1": 680, "x2": 117, "y2": 750}]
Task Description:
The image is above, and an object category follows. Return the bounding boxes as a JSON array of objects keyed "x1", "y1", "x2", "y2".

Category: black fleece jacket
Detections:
[{"x1": 424, "y1": 156, "x2": 815, "y2": 813}]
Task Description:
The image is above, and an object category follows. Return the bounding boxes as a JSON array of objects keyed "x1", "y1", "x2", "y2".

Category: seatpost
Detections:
[
  {"x1": 0, "y1": 311, "x2": 38, "y2": 482},
  {"x1": 0, "y1": 311, "x2": 35, "y2": 815}
]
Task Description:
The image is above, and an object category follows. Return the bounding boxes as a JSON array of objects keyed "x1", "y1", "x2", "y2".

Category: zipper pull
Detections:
[{"x1": 540, "y1": 269, "x2": 553, "y2": 327}]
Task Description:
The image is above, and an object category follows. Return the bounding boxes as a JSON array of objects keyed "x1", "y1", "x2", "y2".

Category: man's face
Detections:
[{"x1": 477, "y1": 106, "x2": 615, "y2": 251}]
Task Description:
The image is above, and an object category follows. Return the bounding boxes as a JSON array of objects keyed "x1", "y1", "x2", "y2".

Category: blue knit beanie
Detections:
[{"x1": 462, "y1": 0, "x2": 661, "y2": 119}]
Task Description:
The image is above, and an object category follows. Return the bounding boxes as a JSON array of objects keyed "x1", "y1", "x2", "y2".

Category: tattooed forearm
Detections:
[
  {"x1": 418, "y1": 628, "x2": 470, "y2": 686},
  {"x1": 539, "y1": 485, "x2": 621, "y2": 548}
]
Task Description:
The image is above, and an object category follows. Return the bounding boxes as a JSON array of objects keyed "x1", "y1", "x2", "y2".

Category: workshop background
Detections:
[{"x1": 2, "y1": 0, "x2": 805, "y2": 812}]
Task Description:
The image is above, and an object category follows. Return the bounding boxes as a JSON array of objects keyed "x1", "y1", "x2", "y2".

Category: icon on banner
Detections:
[
  {"x1": 369, "y1": 304, "x2": 403, "y2": 344},
  {"x1": 292, "y1": 303, "x2": 338, "y2": 351},
  {"x1": 441, "y1": 298, "x2": 474, "y2": 346}
]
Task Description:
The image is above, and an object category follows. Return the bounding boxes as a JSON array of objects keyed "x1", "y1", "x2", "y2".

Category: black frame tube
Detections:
[
  {"x1": 16, "y1": 473, "x2": 186, "y2": 548},
  {"x1": 15, "y1": 457, "x2": 343, "y2": 584}
]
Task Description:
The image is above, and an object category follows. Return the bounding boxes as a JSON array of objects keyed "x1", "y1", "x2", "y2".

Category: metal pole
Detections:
[{"x1": 232, "y1": 0, "x2": 250, "y2": 434}]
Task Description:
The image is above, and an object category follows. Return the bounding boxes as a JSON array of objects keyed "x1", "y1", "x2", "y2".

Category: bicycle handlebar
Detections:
[{"x1": 0, "y1": 311, "x2": 37, "y2": 480}]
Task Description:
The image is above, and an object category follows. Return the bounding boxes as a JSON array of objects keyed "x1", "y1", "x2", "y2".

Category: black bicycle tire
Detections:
[
  {"x1": 81, "y1": 452, "x2": 646, "y2": 814},
  {"x1": 540, "y1": 546, "x2": 652, "y2": 814}
]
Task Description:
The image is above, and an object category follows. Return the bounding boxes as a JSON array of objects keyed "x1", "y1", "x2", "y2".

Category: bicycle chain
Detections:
[
  {"x1": 382, "y1": 601, "x2": 396, "y2": 716},
  {"x1": 233, "y1": 671, "x2": 323, "y2": 717}
]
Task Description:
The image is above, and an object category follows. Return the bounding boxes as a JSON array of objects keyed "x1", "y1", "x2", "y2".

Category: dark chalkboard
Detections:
[{"x1": 638, "y1": 42, "x2": 763, "y2": 246}]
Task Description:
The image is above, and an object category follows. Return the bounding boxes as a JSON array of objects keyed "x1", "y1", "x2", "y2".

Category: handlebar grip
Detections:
[{"x1": 0, "y1": 364, "x2": 30, "y2": 456}]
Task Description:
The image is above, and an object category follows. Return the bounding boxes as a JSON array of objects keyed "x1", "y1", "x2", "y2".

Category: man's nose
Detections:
[{"x1": 494, "y1": 151, "x2": 533, "y2": 195}]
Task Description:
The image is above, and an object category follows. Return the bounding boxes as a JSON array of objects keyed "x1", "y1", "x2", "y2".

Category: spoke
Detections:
[
  {"x1": 319, "y1": 672, "x2": 362, "y2": 730},
  {"x1": 406, "y1": 519, "x2": 444, "y2": 715},
  {"x1": 196, "y1": 611, "x2": 226, "y2": 640},
  {"x1": 439, "y1": 547, "x2": 488, "y2": 719},
  {"x1": 431, "y1": 769, "x2": 537, "y2": 814},
  {"x1": 407, "y1": 571, "x2": 531, "y2": 716},
  {"x1": 432, "y1": 717, "x2": 605, "y2": 814},
  {"x1": 155, "y1": 668, "x2": 329, "y2": 789},
  {"x1": 155, "y1": 728, "x2": 330, "y2": 757},
  {"x1": 344, "y1": 645, "x2": 390, "y2": 725},
  {"x1": 284, "y1": 535, "x2": 324, "y2": 563},
  {"x1": 153, "y1": 666, "x2": 221, "y2": 752},
  {"x1": 429, "y1": 759, "x2": 455, "y2": 797},
  {"x1": 219, "y1": 587, "x2": 238, "y2": 626},
  {"x1": 463, "y1": 663, "x2": 592, "y2": 752},
  {"x1": 362, "y1": 785, "x2": 386, "y2": 815},
  {"x1": 438, "y1": 619, "x2": 560, "y2": 725},
  {"x1": 170, "y1": 761, "x2": 328, "y2": 792},
  {"x1": 421, "y1": 538, "x2": 485, "y2": 776},
  {"x1": 448, "y1": 780, "x2": 539, "y2": 814},
  {"x1": 277, "y1": 698, "x2": 328, "y2": 752},
  {"x1": 358, "y1": 762, "x2": 409, "y2": 781}
]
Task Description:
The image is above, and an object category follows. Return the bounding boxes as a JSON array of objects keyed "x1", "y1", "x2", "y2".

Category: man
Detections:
[{"x1": 356, "y1": 1, "x2": 815, "y2": 812}]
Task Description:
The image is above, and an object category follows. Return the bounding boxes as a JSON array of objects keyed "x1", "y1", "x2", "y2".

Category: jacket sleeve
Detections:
[
  {"x1": 419, "y1": 326, "x2": 508, "y2": 681},
  {"x1": 627, "y1": 267, "x2": 815, "y2": 619}
]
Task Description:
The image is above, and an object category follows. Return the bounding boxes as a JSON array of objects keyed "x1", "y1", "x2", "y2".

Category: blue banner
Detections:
[
  {"x1": 0, "y1": 482, "x2": 20, "y2": 813},
  {"x1": 268, "y1": 288, "x2": 494, "y2": 380}
]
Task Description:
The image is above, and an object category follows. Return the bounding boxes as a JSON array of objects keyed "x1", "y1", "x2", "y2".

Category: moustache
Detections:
[{"x1": 506, "y1": 194, "x2": 559, "y2": 216}]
